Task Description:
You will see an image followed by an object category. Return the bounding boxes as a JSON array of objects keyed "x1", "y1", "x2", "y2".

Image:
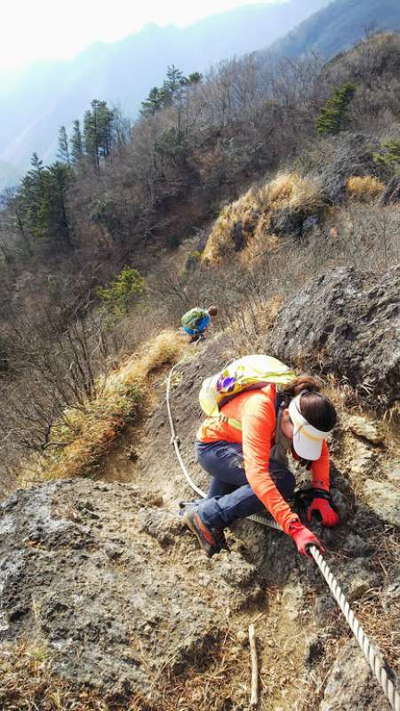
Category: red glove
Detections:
[
  {"x1": 307, "y1": 493, "x2": 340, "y2": 527},
  {"x1": 288, "y1": 521, "x2": 325, "y2": 557}
]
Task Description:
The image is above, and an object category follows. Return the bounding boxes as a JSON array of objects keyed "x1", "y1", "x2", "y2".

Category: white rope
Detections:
[
  {"x1": 166, "y1": 362, "x2": 207, "y2": 499},
  {"x1": 310, "y1": 545, "x2": 400, "y2": 711},
  {"x1": 166, "y1": 362, "x2": 400, "y2": 710}
]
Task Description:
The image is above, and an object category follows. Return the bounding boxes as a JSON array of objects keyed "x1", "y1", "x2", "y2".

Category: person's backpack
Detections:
[
  {"x1": 181, "y1": 307, "x2": 207, "y2": 330},
  {"x1": 199, "y1": 354, "x2": 295, "y2": 420}
]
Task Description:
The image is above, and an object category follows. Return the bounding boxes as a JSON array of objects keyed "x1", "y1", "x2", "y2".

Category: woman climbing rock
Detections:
[{"x1": 183, "y1": 355, "x2": 340, "y2": 557}]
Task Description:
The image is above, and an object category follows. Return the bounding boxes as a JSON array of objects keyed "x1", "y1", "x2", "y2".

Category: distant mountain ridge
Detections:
[
  {"x1": 270, "y1": 0, "x2": 400, "y2": 59},
  {"x1": 0, "y1": 0, "x2": 328, "y2": 188}
]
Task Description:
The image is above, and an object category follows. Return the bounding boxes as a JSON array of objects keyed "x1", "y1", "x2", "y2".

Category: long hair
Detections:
[{"x1": 281, "y1": 376, "x2": 337, "y2": 431}]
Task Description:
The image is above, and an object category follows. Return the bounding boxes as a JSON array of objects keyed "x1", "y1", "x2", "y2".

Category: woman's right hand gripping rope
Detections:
[{"x1": 288, "y1": 520, "x2": 325, "y2": 557}]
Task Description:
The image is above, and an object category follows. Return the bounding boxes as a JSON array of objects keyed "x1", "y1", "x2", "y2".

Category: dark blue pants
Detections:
[{"x1": 195, "y1": 440, "x2": 295, "y2": 529}]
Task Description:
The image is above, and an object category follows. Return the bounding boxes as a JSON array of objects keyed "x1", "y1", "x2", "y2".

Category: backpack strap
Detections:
[{"x1": 211, "y1": 385, "x2": 278, "y2": 433}]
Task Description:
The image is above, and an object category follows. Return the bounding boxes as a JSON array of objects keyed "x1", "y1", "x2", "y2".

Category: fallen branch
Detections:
[{"x1": 249, "y1": 623, "x2": 258, "y2": 708}]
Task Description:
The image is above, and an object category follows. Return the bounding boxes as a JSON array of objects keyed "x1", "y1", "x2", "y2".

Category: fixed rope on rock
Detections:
[{"x1": 166, "y1": 360, "x2": 400, "y2": 710}]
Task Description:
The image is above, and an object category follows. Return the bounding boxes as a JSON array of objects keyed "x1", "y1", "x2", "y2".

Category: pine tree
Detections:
[
  {"x1": 374, "y1": 139, "x2": 400, "y2": 170},
  {"x1": 161, "y1": 65, "x2": 186, "y2": 107},
  {"x1": 44, "y1": 162, "x2": 74, "y2": 250},
  {"x1": 83, "y1": 100, "x2": 114, "y2": 171},
  {"x1": 16, "y1": 158, "x2": 74, "y2": 253},
  {"x1": 57, "y1": 126, "x2": 70, "y2": 165},
  {"x1": 140, "y1": 87, "x2": 163, "y2": 117},
  {"x1": 187, "y1": 72, "x2": 202, "y2": 84},
  {"x1": 316, "y1": 83, "x2": 356, "y2": 136},
  {"x1": 70, "y1": 120, "x2": 83, "y2": 165},
  {"x1": 84, "y1": 108, "x2": 99, "y2": 171},
  {"x1": 20, "y1": 153, "x2": 45, "y2": 234}
]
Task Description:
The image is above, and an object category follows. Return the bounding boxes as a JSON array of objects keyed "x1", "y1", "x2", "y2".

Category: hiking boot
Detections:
[{"x1": 182, "y1": 510, "x2": 226, "y2": 558}]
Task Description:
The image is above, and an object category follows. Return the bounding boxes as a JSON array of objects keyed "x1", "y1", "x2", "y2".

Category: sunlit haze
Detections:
[{"x1": 0, "y1": 0, "x2": 281, "y2": 71}]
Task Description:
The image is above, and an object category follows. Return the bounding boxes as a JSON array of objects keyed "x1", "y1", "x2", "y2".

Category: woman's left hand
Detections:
[{"x1": 307, "y1": 495, "x2": 340, "y2": 527}]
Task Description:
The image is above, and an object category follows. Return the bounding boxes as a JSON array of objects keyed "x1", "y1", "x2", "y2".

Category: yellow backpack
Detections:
[{"x1": 199, "y1": 354, "x2": 295, "y2": 424}]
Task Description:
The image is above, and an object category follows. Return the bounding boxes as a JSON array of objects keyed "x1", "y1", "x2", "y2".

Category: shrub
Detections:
[
  {"x1": 346, "y1": 176, "x2": 385, "y2": 201},
  {"x1": 316, "y1": 83, "x2": 356, "y2": 136},
  {"x1": 97, "y1": 266, "x2": 144, "y2": 316},
  {"x1": 373, "y1": 139, "x2": 400, "y2": 171}
]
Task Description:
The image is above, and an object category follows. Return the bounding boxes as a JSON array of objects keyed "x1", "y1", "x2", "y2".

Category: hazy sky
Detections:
[{"x1": 1, "y1": 0, "x2": 280, "y2": 71}]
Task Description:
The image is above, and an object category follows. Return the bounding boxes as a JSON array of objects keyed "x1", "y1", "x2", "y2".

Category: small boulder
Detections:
[
  {"x1": 317, "y1": 133, "x2": 383, "y2": 205},
  {"x1": 346, "y1": 415, "x2": 384, "y2": 445},
  {"x1": 320, "y1": 639, "x2": 384, "y2": 710},
  {"x1": 381, "y1": 460, "x2": 400, "y2": 486},
  {"x1": 363, "y1": 480, "x2": 400, "y2": 528},
  {"x1": 381, "y1": 579, "x2": 400, "y2": 613}
]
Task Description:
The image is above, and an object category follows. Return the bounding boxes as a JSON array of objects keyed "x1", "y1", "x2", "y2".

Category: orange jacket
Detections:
[{"x1": 197, "y1": 384, "x2": 330, "y2": 534}]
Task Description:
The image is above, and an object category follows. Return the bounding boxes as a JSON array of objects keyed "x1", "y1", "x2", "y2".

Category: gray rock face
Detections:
[
  {"x1": 346, "y1": 415, "x2": 384, "y2": 445},
  {"x1": 269, "y1": 265, "x2": 400, "y2": 408},
  {"x1": 316, "y1": 133, "x2": 384, "y2": 205},
  {"x1": 320, "y1": 640, "x2": 388, "y2": 711},
  {"x1": 269, "y1": 205, "x2": 309, "y2": 239},
  {"x1": 380, "y1": 175, "x2": 400, "y2": 206},
  {"x1": 0, "y1": 479, "x2": 261, "y2": 705},
  {"x1": 363, "y1": 479, "x2": 400, "y2": 528}
]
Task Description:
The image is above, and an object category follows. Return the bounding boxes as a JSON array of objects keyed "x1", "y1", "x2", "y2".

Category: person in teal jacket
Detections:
[{"x1": 181, "y1": 305, "x2": 218, "y2": 341}]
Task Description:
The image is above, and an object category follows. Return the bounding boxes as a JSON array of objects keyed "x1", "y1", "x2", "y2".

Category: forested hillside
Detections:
[
  {"x1": 0, "y1": 0, "x2": 328, "y2": 185},
  {"x1": 1, "y1": 29, "x2": 400, "y2": 711},
  {"x1": 0, "y1": 31, "x2": 400, "y2": 490}
]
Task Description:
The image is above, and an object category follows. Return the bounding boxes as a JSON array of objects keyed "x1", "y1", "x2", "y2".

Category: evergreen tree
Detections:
[
  {"x1": 97, "y1": 266, "x2": 144, "y2": 316},
  {"x1": 374, "y1": 139, "x2": 400, "y2": 170},
  {"x1": 316, "y1": 83, "x2": 356, "y2": 136},
  {"x1": 83, "y1": 100, "x2": 114, "y2": 171},
  {"x1": 140, "y1": 87, "x2": 164, "y2": 117},
  {"x1": 187, "y1": 72, "x2": 202, "y2": 84},
  {"x1": 57, "y1": 126, "x2": 70, "y2": 165},
  {"x1": 161, "y1": 65, "x2": 187, "y2": 107},
  {"x1": 70, "y1": 120, "x2": 83, "y2": 165},
  {"x1": 20, "y1": 153, "x2": 45, "y2": 233},
  {"x1": 43, "y1": 162, "x2": 74, "y2": 250},
  {"x1": 140, "y1": 67, "x2": 202, "y2": 118},
  {"x1": 84, "y1": 108, "x2": 99, "y2": 171},
  {"x1": 16, "y1": 159, "x2": 74, "y2": 253},
  {"x1": 31, "y1": 152, "x2": 44, "y2": 173}
]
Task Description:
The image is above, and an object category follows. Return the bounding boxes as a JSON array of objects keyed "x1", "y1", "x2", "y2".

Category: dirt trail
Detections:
[{"x1": 98, "y1": 333, "x2": 399, "y2": 709}]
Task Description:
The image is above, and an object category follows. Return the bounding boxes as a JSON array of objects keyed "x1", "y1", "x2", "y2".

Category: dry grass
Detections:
[
  {"x1": 0, "y1": 640, "x2": 113, "y2": 711},
  {"x1": 202, "y1": 172, "x2": 322, "y2": 265},
  {"x1": 346, "y1": 175, "x2": 385, "y2": 201},
  {"x1": 223, "y1": 294, "x2": 284, "y2": 356},
  {"x1": 18, "y1": 331, "x2": 186, "y2": 485},
  {"x1": 0, "y1": 629, "x2": 250, "y2": 711}
]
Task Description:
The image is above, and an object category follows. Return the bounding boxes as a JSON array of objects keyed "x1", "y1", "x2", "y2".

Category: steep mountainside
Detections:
[
  {"x1": 269, "y1": 0, "x2": 400, "y2": 59},
  {"x1": 0, "y1": 0, "x2": 327, "y2": 184},
  {"x1": 1, "y1": 267, "x2": 400, "y2": 709}
]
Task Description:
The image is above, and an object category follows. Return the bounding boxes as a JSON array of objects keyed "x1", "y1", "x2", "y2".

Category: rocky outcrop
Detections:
[
  {"x1": 269, "y1": 265, "x2": 400, "y2": 408},
  {"x1": 320, "y1": 640, "x2": 384, "y2": 711},
  {"x1": 380, "y1": 175, "x2": 400, "y2": 205},
  {"x1": 363, "y1": 479, "x2": 400, "y2": 527},
  {"x1": 316, "y1": 133, "x2": 385, "y2": 205},
  {"x1": 0, "y1": 479, "x2": 262, "y2": 707}
]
